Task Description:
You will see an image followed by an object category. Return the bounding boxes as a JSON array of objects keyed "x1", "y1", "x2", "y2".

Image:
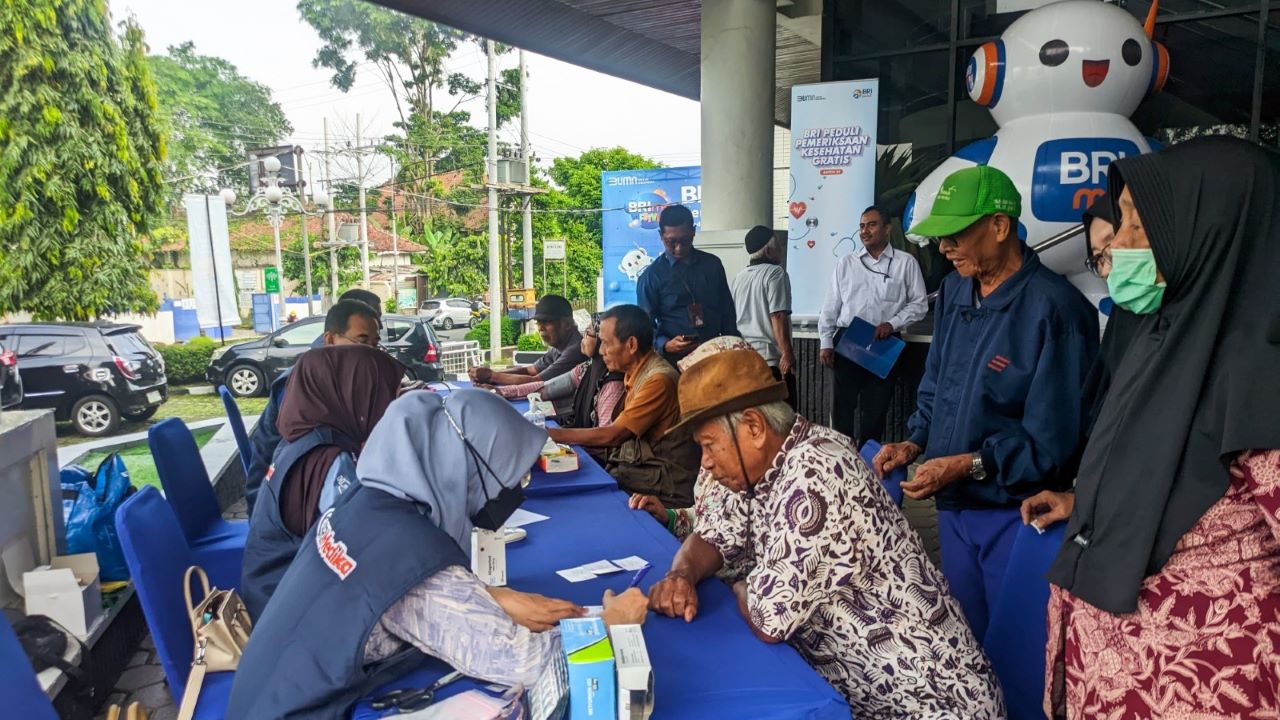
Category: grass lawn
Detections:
[
  {"x1": 56, "y1": 389, "x2": 269, "y2": 447},
  {"x1": 75, "y1": 425, "x2": 220, "y2": 491}
]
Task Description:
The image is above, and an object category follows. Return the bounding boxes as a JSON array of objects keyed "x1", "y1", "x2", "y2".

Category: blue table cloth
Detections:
[{"x1": 352, "y1": 487, "x2": 849, "y2": 719}]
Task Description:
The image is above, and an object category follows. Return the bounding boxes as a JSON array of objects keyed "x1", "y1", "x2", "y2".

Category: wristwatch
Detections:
[{"x1": 969, "y1": 452, "x2": 988, "y2": 481}]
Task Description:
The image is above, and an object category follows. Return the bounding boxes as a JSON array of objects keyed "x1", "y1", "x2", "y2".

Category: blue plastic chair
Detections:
[
  {"x1": 859, "y1": 439, "x2": 905, "y2": 507},
  {"x1": 218, "y1": 386, "x2": 253, "y2": 479},
  {"x1": 115, "y1": 487, "x2": 234, "y2": 718},
  {"x1": 148, "y1": 417, "x2": 246, "y2": 589},
  {"x1": 983, "y1": 521, "x2": 1067, "y2": 720},
  {"x1": 0, "y1": 613, "x2": 59, "y2": 720}
]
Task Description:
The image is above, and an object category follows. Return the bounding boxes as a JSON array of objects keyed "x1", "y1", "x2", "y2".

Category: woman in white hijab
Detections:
[{"x1": 229, "y1": 389, "x2": 648, "y2": 720}]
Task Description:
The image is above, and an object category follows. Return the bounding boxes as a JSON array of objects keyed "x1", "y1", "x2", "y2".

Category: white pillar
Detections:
[
  {"x1": 520, "y1": 50, "x2": 534, "y2": 291},
  {"x1": 487, "y1": 40, "x2": 502, "y2": 363},
  {"x1": 700, "y1": 0, "x2": 775, "y2": 231}
]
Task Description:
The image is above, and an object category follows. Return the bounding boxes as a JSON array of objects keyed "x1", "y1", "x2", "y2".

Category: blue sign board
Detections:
[{"x1": 600, "y1": 166, "x2": 701, "y2": 308}]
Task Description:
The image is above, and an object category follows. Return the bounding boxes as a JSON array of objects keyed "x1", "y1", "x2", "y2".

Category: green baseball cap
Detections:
[{"x1": 909, "y1": 165, "x2": 1022, "y2": 239}]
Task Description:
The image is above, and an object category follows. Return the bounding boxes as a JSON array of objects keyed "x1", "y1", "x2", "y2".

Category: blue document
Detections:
[{"x1": 835, "y1": 317, "x2": 905, "y2": 379}]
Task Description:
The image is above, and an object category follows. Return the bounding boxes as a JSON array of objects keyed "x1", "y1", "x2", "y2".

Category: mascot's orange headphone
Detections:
[{"x1": 967, "y1": 0, "x2": 1170, "y2": 109}]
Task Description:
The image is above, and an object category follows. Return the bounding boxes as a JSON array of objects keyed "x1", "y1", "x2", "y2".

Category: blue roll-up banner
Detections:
[
  {"x1": 787, "y1": 79, "x2": 879, "y2": 319},
  {"x1": 600, "y1": 166, "x2": 701, "y2": 308}
]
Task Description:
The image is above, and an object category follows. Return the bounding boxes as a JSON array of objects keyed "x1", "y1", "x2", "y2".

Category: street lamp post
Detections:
[{"x1": 220, "y1": 156, "x2": 328, "y2": 331}]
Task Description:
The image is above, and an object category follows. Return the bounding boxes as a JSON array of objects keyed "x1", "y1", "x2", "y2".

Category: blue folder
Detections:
[{"x1": 835, "y1": 316, "x2": 905, "y2": 379}]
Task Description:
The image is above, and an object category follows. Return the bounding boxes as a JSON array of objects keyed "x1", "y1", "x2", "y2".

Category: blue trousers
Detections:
[{"x1": 937, "y1": 508, "x2": 1022, "y2": 642}]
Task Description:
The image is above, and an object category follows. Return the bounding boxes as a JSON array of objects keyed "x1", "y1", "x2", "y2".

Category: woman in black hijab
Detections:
[
  {"x1": 1018, "y1": 192, "x2": 1145, "y2": 529},
  {"x1": 1043, "y1": 137, "x2": 1280, "y2": 717}
]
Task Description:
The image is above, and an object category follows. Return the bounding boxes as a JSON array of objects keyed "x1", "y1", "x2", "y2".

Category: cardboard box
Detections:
[
  {"x1": 470, "y1": 528, "x2": 506, "y2": 586},
  {"x1": 609, "y1": 625, "x2": 654, "y2": 720},
  {"x1": 23, "y1": 553, "x2": 102, "y2": 638},
  {"x1": 539, "y1": 444, "x2": 580, "y2": 473},
  {"x1": 560, "y1": 617, "x2": 615, "y2": 720}
]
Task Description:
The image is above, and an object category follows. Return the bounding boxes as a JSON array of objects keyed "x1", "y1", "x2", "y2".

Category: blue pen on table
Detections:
[{"x1": 626, "y1": 564, "x2": 652, "y2": 589}]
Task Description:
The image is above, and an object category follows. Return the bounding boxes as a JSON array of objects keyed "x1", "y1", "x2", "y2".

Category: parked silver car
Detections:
[{"x1": 418, "y1": 297, "x2": 475, "y2": 330}]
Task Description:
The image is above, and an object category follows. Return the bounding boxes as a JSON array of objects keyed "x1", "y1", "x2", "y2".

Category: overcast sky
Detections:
[{"x1": 116, "y1": 0, "x2": 702, "y2": 184}]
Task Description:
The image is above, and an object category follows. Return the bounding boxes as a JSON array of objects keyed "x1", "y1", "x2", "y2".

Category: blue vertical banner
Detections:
[
  {"x1": 787, "y1": 80, "x2": 879, "y2": 319},
  {"x1": 600, "y1": 166, "x2": 701, "y2": 308}
]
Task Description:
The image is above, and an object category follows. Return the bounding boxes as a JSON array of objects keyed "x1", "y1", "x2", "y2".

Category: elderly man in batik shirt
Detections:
[{"x1": 646, "y1": 348, "x2": 1004, "y2": 718}]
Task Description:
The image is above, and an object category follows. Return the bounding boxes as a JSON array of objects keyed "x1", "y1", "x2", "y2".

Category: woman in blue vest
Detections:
[
  {"x1": 241, "y1": 343, "x2": 404, "y2": 620},
  {"x1": 228, "y1": 390, "x2": 649, "y2": 719}
]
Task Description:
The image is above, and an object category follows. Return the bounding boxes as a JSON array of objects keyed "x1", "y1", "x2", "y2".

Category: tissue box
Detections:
[
  {"x1": 471, "y1": 528, "x2": 506, "y2": 586},
  {"x1": 539, "y1": 444, "x2": 580, "y2": 473},
  {"x1": 609, "y1": 625, "x2": 654, "y2": 720},
  {"x1": 560, "y1": 617, "x2": 615, "y2": 720},
  {"x1": 23, "y1": 553, "x2": 102, "y2": 638}
]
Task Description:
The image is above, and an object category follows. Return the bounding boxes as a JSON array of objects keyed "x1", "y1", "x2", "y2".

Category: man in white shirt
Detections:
[
  {"x1": 730, "y1": 226, "x2": 795, "y2": 406},
  {"x1": 819, "y1": 206, "x2": 928, "y2": 445}
]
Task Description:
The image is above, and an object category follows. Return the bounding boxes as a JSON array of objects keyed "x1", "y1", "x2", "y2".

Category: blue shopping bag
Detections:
[{"x1": 61, "y1": 454, "x2": 135, "y2": 582}]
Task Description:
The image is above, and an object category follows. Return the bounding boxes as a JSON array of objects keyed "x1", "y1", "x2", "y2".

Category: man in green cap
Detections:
[{"x1": 875, "y1": 164, "x2": 1099, "y2": 640}]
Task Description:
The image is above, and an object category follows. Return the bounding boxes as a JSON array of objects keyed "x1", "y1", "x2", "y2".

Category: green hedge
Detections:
[
  {"x1": 156, "y1": 335, "x2": 218, "y2": 385},
  {"x1": 517, "y1": 333, "x2": 546, "y2": 351},
  {"x1": 464, "y1": 317, "x2": 520, "y2": 349}
]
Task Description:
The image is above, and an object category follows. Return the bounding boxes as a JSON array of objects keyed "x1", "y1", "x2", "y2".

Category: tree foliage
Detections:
[
  {"x1": 0, "y1": 3, "x2": 167, "y2": 320},
  {"x1": 148, "y1": 42, "x2": 292, "y2": 195},
  {"x1": 281, "y1": 237, "x2": 364, "y2": 294}
]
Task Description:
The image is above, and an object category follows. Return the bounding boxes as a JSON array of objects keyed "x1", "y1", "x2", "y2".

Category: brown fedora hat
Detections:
[{"x1": 666, "y1": 349, "x2": 789, "y2": 438}]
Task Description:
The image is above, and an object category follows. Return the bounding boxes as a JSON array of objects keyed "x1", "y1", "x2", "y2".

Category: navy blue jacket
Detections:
[
  {"x1": 637, "y1": 249, "x2": 739, "y2": 362},
  {"x1": 241, "y1": 426, "x2": 360, "y2": 621},
  {"x1": 907, "y1": 246, "x2": 1099, "y2": 511},
  {"x1": 244, "y1": 369, "x2": 289, "y2": 512},
  {"x1": 228, "y1": 484, "x2": 466, "y2": 720}
]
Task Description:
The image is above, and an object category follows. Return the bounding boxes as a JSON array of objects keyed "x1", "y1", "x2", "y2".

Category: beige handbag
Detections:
[{"x1": 176, "y1": 566, "x2": 252, "y2": 720}]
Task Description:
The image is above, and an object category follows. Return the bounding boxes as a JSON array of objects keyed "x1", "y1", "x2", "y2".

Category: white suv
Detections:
[{"x1": 419, "y1": 297, "x2": 474, "y2": 330}]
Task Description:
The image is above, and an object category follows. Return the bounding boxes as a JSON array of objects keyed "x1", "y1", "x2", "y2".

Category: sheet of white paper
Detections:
[
  {"x1": 583, "y1": 605, "x2": 604, "y2": 618},
  {"x1": 580, "y1": 560, "x2": 623, "y2": 575},
  {"x1": 556, "y1": 567, "x2": 597, "y2": 583},
  {"x1": 505, "y1": 508, "x2": 550, "y2": 528},
  {"x1": 610, "y1": 556, "x2": 649, "y2": 571}
]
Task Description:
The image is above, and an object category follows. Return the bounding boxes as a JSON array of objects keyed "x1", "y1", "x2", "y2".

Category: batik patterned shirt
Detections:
[{"x1": 696, "y1": 417, "x2": 1005, "y2": 718}]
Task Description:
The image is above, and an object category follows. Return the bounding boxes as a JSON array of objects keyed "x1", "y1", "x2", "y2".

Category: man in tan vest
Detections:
[{"x1": 548, "y1": 304, "x2": 698, "y2": 507}]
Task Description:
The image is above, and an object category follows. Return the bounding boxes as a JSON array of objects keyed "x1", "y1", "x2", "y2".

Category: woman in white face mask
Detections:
[
  {"x1": 229, "y1": 390, "x2": 649, "y2": 720},
  {"x1": 1044, "y1": 137, "x2": 1280, "y2": 717}
]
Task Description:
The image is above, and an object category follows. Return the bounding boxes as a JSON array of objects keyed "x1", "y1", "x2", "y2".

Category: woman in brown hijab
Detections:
[{"x1": 241, "y1": 343, "x2": 405, "y2": 619}]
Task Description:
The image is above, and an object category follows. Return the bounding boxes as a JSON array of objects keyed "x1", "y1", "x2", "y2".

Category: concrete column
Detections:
[{"x1": 700, "y1": 0, "x2": 775, "y2": 231}]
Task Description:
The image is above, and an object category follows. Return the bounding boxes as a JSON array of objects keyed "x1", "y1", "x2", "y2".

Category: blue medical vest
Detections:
[
  {"x1": 907, "y1": 247, "x2": 1099, "y2": 510},
  {"x1": 241, "y1": 426, "x2": 359, "y2": 621},
  {"x1": 227, "y1": 484, "x2": 466, "y2": 720}
]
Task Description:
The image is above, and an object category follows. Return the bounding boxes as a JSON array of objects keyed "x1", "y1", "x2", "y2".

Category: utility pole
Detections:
[
  {"x1": 323, "y1": 118, "x2": 338, "y2": 302},
  {"x1": 356, "y1": 113, "x2": 371, "y2": 289},
  {"x1": 390, "y1": 154, "x2": 400, "y2": 312},
  {"x1": 300, "y1": 148, "x2": 314, "y2": 314},
  {"x1": 486, "y1": 39, "x2": 502, "y2": 362},
  {"x1": 520, "y1": 49, "x2": 534, "y2": 291}
]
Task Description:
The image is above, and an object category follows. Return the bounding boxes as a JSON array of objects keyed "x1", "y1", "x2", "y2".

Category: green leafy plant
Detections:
[
  {"x1": 516, "y1": 333, "x2": 545, "y2": 351},
  {"x1": 0, "y1": 7, "x2": 167, "y2": 320},
  {"x1": 156, "y1": 336, "x2": 219, "y2": 384},
  {"x1": 465, "y1": 317, "x2": 519, "y2": 349}
]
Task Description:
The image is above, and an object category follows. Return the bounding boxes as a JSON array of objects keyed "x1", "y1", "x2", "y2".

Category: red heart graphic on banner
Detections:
[
  {"x1": 806, "y1": 240, "x2": 816, "y2": 248},
  {"x1": 789, "y1": 202, "x2": 807, "y2": 219}
]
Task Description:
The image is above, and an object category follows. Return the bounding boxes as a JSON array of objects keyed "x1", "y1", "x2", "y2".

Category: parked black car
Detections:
[
  {"x1": 0, "y1": 323, "x2": 168, "y2": 436},
  {"x1": 0, "y1": 339, "x2": 23, "y2": 409},
  {"x1": 206, "y1": 313, "x2": 445, "y2": 398}
]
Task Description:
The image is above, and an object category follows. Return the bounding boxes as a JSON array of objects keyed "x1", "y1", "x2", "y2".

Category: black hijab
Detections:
[
  {"x1": 1079, "y1": 192, "x2": 1143, "y2": 434},
  {"x1": 1049, "y1": 137, "x2": 1280, "y2": 614}
]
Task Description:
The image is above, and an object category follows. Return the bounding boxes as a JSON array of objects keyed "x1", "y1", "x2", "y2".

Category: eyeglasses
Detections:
[{"x1": 1085, "y1": 245, "x2": 1112, "y2": 278}]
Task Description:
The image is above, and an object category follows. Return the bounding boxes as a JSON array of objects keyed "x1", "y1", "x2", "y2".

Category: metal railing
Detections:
[{"x1": 440, "y1": 341, "x2": 485, "y2": 376}]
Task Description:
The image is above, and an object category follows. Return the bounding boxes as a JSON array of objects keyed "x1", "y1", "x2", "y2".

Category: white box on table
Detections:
[
  {"x1": 609, "y1": 624, "x2": 654, "y2": 720},
  {"x1": 471, "y1": 528, "x2": 506, "y2": 586},
  {"x1": 22, "y1": 552, "x2": 101, "y2": 638}
]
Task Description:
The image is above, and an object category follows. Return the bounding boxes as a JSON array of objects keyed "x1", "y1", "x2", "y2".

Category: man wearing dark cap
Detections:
[
  {"x1": 637, "y1": 204, "x2": 739, "y2": 365},
  {"x1": 469, "y1": 294, "x2": 586, "y2": 386},
  {"x1": 730, "y1": 225, "x2": 795, "y2": 407}
]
